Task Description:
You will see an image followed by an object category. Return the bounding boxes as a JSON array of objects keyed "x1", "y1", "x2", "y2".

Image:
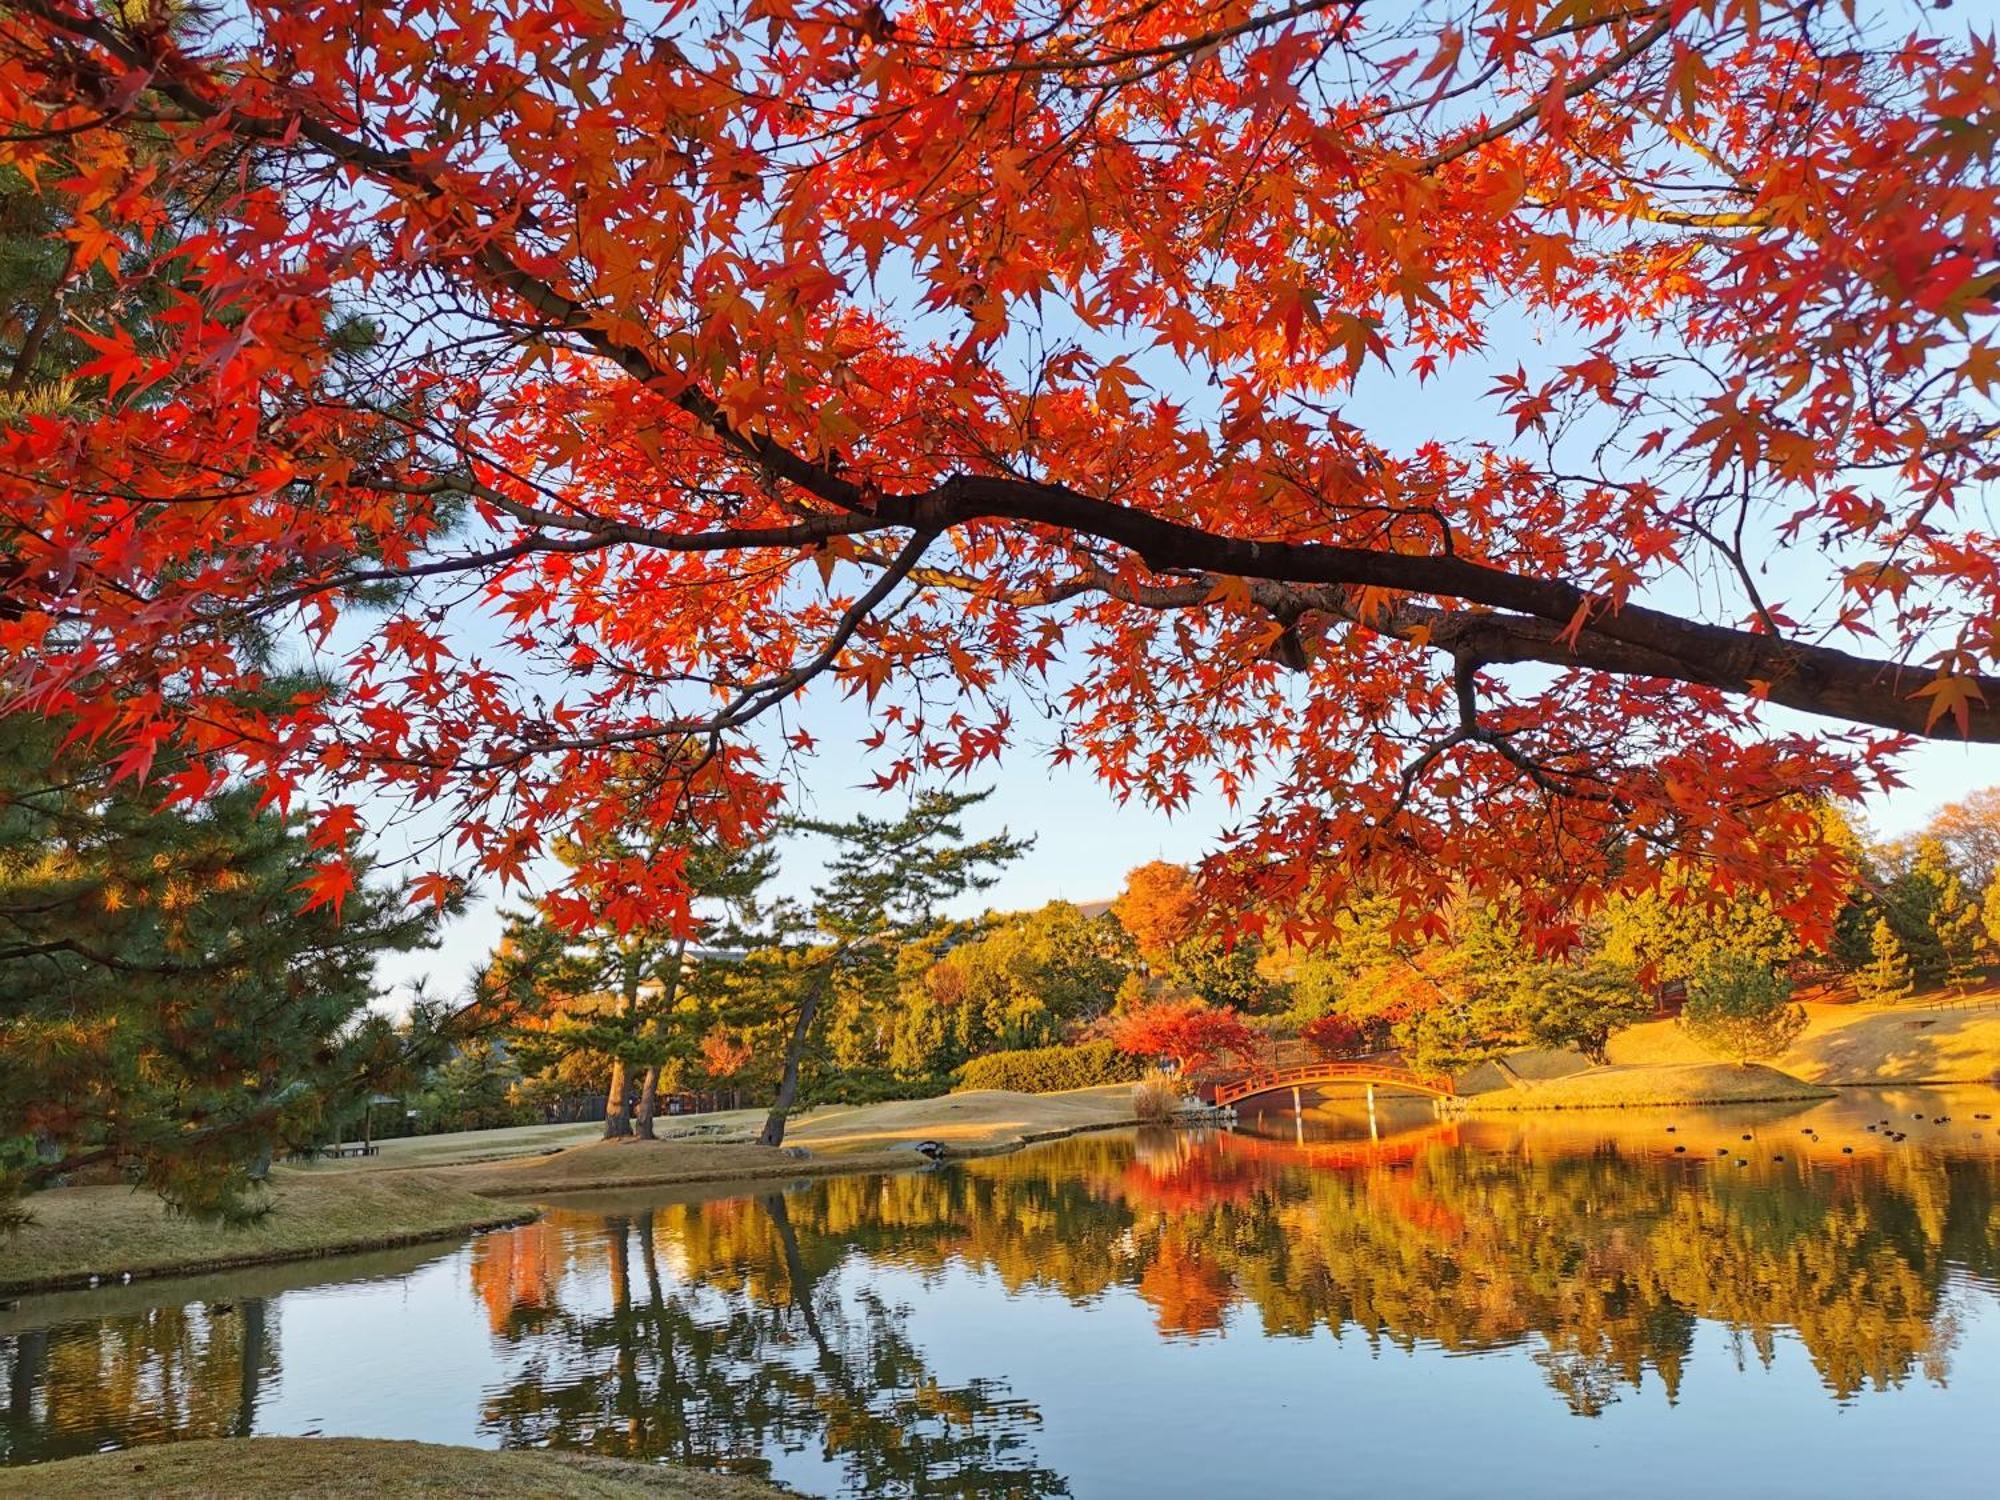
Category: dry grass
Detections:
[
  {"x1": 445, "y1": 1138, "x2": 919, "y2": 1197},
  {"x1": 0, "y1": 1438, "x2": 785, "y2": 1499},
  {"x1": 1133, "y1": 1077, "x2": 1182, "y2": 1122},
  {"x1": 1607, "y1": 991, "x2": 2000, "y2": 1084},
  {"x1": 1461, "y1": 1062, "x2": 1834, "y2": 1112},
  {"x1": 782, "y1": 1084, "x2": 1139, "y2": 1154},
  {"x1": 0, "y1": 1171, "x2": 530, "y2": 1295}
]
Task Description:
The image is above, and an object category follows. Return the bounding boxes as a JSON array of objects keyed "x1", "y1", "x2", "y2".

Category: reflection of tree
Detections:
[
  {"x1": 5, "y1": 1128, "x2": 1997, "y2": 1479},
  {"x1": 738, "y1": 1132, "x2": 1995, "y2": 1414},
  {"x1": 0, "y1": 1298, "x2": 275, "y2": 1462},
  {"x1": 476, "y1": 1198, "x2": 1070, "y2": 1497}
]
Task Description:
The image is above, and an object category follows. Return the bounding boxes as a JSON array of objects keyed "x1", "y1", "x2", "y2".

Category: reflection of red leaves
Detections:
[
  {"x1": 1118, "y1": 1140, "x2": 1275, "y2": 1214},
  {"x1": 469, "y1": 1221, "x2": 559, "y2": 1334},
  {"x1": 1138, "y1": 1236, "x2": 1235, "y2": 1338},
  {"x1": 1373, "y1": 1175, "x2": 1467, "y2": 1242}
]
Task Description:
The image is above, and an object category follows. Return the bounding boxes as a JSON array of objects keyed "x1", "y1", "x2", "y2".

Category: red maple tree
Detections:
[
  {"x1": 1, "y1": 1, "x2": 1996, "y2": 941},
  {"x1": 1109, "y1": 999, "x2": 1257, "y2": 1077}
]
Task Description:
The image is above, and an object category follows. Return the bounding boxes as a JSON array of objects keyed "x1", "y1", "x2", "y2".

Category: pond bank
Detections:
[
  {"x1": 0, "y1": 1170, "x2": 531, "y2": 1296},
  {"x1": 0, "y1": 1437, "x2": 786, "y2": 1499},
  {"x1": 1, "y1": 1085, "x2": 1144, "y2": 1293},
  {"x1": 1456, "y1": 1062, "x2": 1836, "y2": 1112}
]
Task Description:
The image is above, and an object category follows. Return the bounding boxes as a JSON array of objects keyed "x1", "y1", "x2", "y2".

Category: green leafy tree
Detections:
[
  {"x1": 1511, "y1": 962, "x2": 1652, "y2": 1066},
  {"x1": 1163, "y1": 931, "x2": 1271, "y2": 1012},
  {"x1": 887, "y1": 901, "x2": 1125, "y2": 1079},
  {"x1": 1678, "y1": 957, "x2": 1808, "y2": 1065},
  {"x1": 1599, "y1": 868, "x2": 1801, "y2": 985},
  {"x1": 1853, "y1": 918, "x2": 1917, "y2": 1004}
]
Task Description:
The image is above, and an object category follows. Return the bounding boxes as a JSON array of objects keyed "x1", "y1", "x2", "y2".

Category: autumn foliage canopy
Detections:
[{"x1": 2, "y1": 0, "x2": 1997, "y2": 943}]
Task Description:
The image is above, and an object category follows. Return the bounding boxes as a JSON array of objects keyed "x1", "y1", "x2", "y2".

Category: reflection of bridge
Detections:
[
  {"x1": 1221, "y1": 1120, "x2": 1462, "y2": 1172},
  {"x1": 1205, "y1": 1061, "x2": 1457, "y2": 1110}
]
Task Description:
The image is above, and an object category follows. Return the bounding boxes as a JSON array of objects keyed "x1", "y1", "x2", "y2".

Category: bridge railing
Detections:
[{"x1": 1204, "y1": 1059, "x2": 1457, "y2": 1106}]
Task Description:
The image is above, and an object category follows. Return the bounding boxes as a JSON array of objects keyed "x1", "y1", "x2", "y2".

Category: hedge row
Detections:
[{"x1": 953, "y1": 1040, "x2": 1149, "y2": 1095}]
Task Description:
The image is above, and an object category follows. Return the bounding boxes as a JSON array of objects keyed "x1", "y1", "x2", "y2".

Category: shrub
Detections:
[
  {"x1": 1680, "y1": 955, "x2": 1808, "y2": 1065},
  {"x1": 954, "y1": 1040, "x2": 1149, "y2": 1094},
  {"x1": 1133, "y1": 1077, "x2": 1183, "y2": 1122}
]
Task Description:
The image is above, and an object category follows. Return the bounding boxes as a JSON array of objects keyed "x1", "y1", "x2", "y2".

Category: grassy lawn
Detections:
[
  {"x1": 0, "y1": 1438, "x2": 785, "y2": 1499},
  {"x1": 444, "y1": 1084, "x2": 1142, "y2": 1197},
  {"x1": 0, "y1": 1170, "x2": 530, "y2": 1295},
  {"x1": 1608, "y1": 989, "x2": 2000, "y2": 1084}
]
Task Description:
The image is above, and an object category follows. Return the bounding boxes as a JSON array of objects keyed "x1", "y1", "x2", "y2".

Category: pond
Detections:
[{"x1": 6, "y1": 1086, "x2": 2000, "y2": 1498}]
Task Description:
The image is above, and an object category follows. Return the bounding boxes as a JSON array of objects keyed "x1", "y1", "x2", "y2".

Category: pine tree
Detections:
[
  {"x1": 750, "y1": 789, "x2": 1029, "y2": 1147},
  {"x1": 0, "y1": 717, "x2": 450, "y2": 1218},
  {"x1": 1854, "y1": 918, "x2": 1916, "y2": 1004},
  {"x1": 1, "y1": 83, "x2": 454, "y2": 1218},
  {"x1": 1932, "y1": 870, "x2": 1985, "y2": 988},
  {"x1": 505, "y1": 822, "x2": 775, "y2": 1140}
]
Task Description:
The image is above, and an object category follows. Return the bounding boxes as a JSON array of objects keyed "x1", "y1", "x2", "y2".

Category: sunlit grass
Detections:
[{"x1": 0, "y1": 1171, "x2": 529, "y2": 1294}]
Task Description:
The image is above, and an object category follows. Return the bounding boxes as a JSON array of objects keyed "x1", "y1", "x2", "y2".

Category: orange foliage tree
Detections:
[
  {"x1": 2, "y1": 2, "x2": 1998, "y2": 941},
  {"x1": 1111, "y1": 861, "x2": 1202, "y2": 961}
]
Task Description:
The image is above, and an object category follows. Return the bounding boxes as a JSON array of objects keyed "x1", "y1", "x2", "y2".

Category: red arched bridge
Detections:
[{"x1": 1202, "y1": 1060, "x2": 1457, "y2": 1109}]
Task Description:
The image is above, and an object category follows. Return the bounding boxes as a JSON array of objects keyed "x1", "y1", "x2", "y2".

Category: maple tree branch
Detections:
[
  {"x1": 1418, "y1": 8, "x2": 1676, "y2": 171},
  {"x1": 25, "y1": 0, "x2": 1996, "y2": 746}
]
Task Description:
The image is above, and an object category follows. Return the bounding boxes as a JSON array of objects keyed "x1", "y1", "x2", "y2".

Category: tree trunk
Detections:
[
  {"x1": 604, "y1": 1056, "x2": 631, "y2": 1138},
  {"x1": 605, "y1": 946, "x2": 644, "y2": 1139},
  {"x1": 758, "y1": 983, "x2": 824, "y2": 1149},
  {"x1": 634, "y1": 1065, "x2": 660, "y2": 1139},
  {"x1": 632, "y1": 937, "x2": 686, "y2": 1142}
]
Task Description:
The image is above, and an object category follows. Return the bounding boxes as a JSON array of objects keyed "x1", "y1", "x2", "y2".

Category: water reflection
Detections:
[
  {"x1": 473, "y1": 1195, "x2": 1068, "y2": 1495},
  {"x1": 4, "y1": 1090, "x2": 2000, "y2": 1494}
]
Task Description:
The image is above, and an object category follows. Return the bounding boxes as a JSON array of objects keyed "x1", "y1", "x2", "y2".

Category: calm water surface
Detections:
[{"x1": 7, "y1": 1086, "x2": 2000, "y2": 1498}]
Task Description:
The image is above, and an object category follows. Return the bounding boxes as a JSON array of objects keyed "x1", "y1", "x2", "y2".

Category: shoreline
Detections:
[
  {"x1": 0, "y1": 1437, "x2": 787, "y2": 1499},
  {"x1": 1451, "y1": 1062, "x2": 1837, "y2": 1113},
  {"x1": 9, "y1": 1054, "x2": 1998, "y2": 1295},
  {"x1": 1, "y1": 1086, "x2": 1148, "y2": 1296}
]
